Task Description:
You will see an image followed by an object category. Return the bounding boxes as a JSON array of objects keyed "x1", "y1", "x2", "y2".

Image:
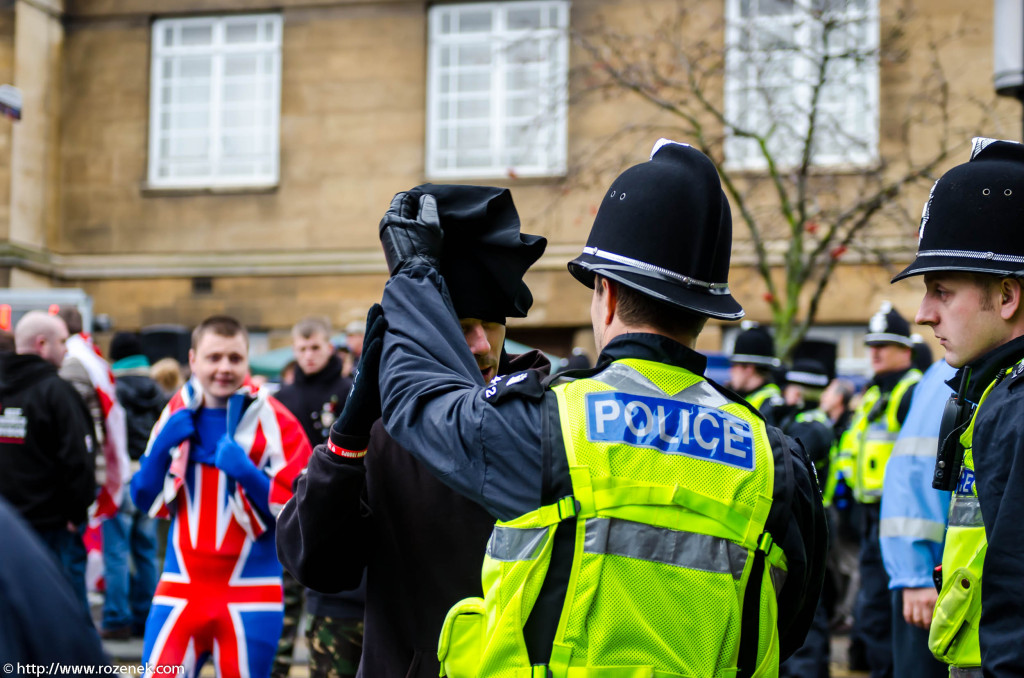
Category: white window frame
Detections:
[
  {"x1": 148, "y1": 14, "x2": 282, "y2": 189},
  {"x1": 723, "y1": 0, "x2": 879, "y2": 171},
  {"x1": 426, "y1": 0, "x2": 570, "y2": 180}
]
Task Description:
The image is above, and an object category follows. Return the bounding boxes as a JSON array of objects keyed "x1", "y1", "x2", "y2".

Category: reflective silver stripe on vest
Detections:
[
  {"x1": 949, "y1": 666, "x2": 983, "y2": 678},
  {"x1": 583, "y1": 517, "x2": 748, "y2": 580},
  {"x1": 865, "y1": 430, "x2": 899, "y2": 443},
  {"x1": 879, "y1": 517, "x2": 946, "y2": 543},
  {"x1": 948, "y1": 495, "x2": 984, "y2": 528},
  {"x1": 891, "y1": 436, "x2": 938, "y2": 458},
  {"x1": 487, "y1": 525, "x2": 549, "y2": 562},
  {"x1": 592, "y1": 362, "x2": 731, "y2": 409}
]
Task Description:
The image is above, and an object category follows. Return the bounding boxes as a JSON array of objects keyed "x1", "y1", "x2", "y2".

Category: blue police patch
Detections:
[
  {"x1": 956, "y1": 467, "x2": 976, "y2": 496},
  {"x1": 585, "y1": 392, "x2": 755, "y2": 470}
]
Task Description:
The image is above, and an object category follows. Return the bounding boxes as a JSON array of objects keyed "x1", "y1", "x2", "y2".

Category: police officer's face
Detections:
[
  {"x1": 459, "y1": 318, "x2": 505, "y2": 384},
  {"x1": 867, "y1": 344, "x2": 912, "y2": 375},
  {"x1": 916, "y1": 272, "x2": 1010, "y2": 368},
  {"x1": 728, "y1": 363, "x2": 760, "y2": 392},
  {"x1": 189, "y1": 331, "x2": 249, "y2": 407}
]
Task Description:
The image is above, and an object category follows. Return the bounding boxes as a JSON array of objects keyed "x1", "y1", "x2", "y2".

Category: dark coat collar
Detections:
[
  {"x1": 597, "y1": 332, "x2": 708, "y2": 375},
  {"x1": 952, "y1": 334, "x2": 1024, "y2": 403}
]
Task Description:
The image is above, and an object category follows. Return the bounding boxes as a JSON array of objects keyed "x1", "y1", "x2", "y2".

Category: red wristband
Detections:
[{"x1": 327, "y1": 438, "x2": 367, "y2": 459}]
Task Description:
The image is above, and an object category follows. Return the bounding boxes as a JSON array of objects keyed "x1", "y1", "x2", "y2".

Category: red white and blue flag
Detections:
[{"x1": 140, "y1": 379, "x2": 311, "y2": 678}]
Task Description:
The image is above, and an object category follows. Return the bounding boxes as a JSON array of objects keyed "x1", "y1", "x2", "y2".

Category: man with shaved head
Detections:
[{"x1": 0, "y1": 310, "x2": 97, "y2": 616}]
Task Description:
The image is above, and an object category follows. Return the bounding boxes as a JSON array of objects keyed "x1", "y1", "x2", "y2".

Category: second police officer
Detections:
[
  {"x1": 836, "y1": 302, "x2": 922, "y2": 678},
  {"x1": 372, "y1": 140, "x2": 827, "y2": 677},
  {"x1": 892, "y1": 137, "x2": 1024, "y2": 678},
  {"x1": 729, "y1": 324, "x2": 787, "y2": 426}
]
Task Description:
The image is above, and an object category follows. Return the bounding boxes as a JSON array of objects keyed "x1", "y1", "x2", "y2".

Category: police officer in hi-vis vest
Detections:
[
  {"x1": 729, "y1": 324, "x2": 786, "y2": 426},
  {"x1": 892, "y1": 137, "x2": 1024, "y2": 678},
  {"x1": 374, "y1": 140, "x2": 827, "y2": 677},
  {"x1": 835, "y1": 302, "x2": 921, "y2": 678}
]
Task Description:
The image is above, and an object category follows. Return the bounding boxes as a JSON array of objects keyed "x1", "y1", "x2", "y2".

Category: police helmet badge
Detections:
[{"x1": 865, "y1": 301, "x2": 914, "y2": 347}]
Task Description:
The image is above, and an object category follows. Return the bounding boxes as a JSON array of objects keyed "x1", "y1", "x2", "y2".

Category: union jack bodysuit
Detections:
[{"x1": 133, "y1": 379, "x2": 311, "y2": 678}]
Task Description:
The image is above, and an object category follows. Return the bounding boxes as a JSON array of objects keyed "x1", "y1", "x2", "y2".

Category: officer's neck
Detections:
[{"x1": 598, "y1": 316, "x2": 697, "y2": 354}]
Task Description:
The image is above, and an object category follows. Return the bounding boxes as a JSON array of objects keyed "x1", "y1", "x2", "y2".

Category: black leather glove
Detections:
[
  {"x1": 327, "y1": 304, "x2": 387, "y2": 456},
  {"x1": 379, "y1": 190, "x2": 443, "y2": 276}
]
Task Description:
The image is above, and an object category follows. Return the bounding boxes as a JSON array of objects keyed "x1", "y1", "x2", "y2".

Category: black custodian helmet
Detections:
[
  {"x1": 893, "y1": 137, "x2": 1024, "y2": 282},
  {"x1": 731, "y1": 325, "x2": 781, "y2": 368},
  {"x1": 864, "y1": 301, "x2": 914, "y2": 348},
  {"x1": 567, "y1": 139, "x2": 743, "y2": 320}
]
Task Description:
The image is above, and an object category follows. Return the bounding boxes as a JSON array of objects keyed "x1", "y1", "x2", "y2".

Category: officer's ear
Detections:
[
  {"x1": 998, "y1": 277, "x2": 1023, "y2": 320},
  {"x1": 595, "y1": 276, "x2": 619, "y2": 327}
]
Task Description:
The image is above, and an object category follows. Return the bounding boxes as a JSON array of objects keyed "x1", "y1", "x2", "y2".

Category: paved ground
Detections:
[{"x1": 101, "y1": 629, "x2": 867, "y2": 677}]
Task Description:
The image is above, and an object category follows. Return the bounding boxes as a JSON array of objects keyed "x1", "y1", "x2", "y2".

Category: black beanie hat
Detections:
[
  {"x1": 567, "y1": 139, "x2": 743, "y2": 320},
  {"x1": 109, "y1": 332, "x2": 145, "y2": 362},
  {"x1": 893, "y1": 137, "x2": 1024, "y2": 282},
  {"x1": 865, "y1": 301, "x2": 914, "y2": 347},
  {"x1": 732, "y1": 325, "x2": 781, "y2": 368},
  {"x1": 414, "y1": 184, "x2": 546, "y2": 324}
]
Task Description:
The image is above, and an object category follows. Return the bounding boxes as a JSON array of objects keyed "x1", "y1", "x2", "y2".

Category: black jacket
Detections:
[
  {"x1": 275, "y1": 354, "x2": 352, "y2": 446},
  {"x1": 113, "y1": 362, "x2": 168, "y2": 461},
  {"x1": 954, "y1": 334, "x2": 1024, "y2": 677},
  {"x1": 277, "y1": 349, "x2": 550, "y2": 678},
  {"x1": 0, "y1": 353, "x2": 96, "y2": 529},
  {"x1": 0, "y1": 495, "x2": 108, "y2": 665},
  {"x1": 377, "y1": 267, "x2": 828, "y2": 664}
]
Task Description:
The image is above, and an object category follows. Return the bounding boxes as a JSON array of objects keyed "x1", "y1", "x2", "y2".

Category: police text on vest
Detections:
[{"x1": 585, "y1": 392, "x2": 755, "y2": 470}]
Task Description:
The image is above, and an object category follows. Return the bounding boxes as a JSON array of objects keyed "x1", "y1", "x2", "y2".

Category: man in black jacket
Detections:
[
  {"x1": 0, "y1": 310, "x2": 96, "y2": 616},
  {"x1": 273, "y1": 317, "x2": 360, "y2": 678},
  {"x1": 276, "y1": 185, "x2": 548, "y2": 678}
]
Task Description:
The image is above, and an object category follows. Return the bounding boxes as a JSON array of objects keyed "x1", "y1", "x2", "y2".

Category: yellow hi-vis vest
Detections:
[
  {"x1": 822, "y1": 436, "x2": 852, "y2": 508},
  {"x1": 842, "y1": 370, "x2": 921, "y2": 504},
  {"x1": 928, "y1": 366, "x2": 1015, "y2": 672},
  {"x1": 437, "y1": 359, "x2": 786, "y2": 678},
  {"x1": 746, "y1": 383, "x2": 782, "y2": 413}
]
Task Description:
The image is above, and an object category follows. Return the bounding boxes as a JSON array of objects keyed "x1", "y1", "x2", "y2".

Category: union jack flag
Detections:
[{"x1": 139, "y1": 379, "x2": 311, "y2": 678}]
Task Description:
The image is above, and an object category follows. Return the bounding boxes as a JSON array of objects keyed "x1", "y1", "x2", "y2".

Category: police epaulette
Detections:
[
  {"x1": 483, "y1": 369, "x2": 548, "y2": 403},
  {"x1": 1007, "y1": 359, "x2": 1024, "y2": 390}
]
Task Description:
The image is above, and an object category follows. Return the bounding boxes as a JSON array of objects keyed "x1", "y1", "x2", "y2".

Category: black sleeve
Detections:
[
  {"x1": 52, "y1": 380, "x2": 97, "y2": 525},
  {"x1": 765, "y1": 425, "x2": 828, "y2": 660},
  {"x1": 0, "y1": 497, "x2": 108, "y2": 666},
  {"x1": 275, "y1": 440, "x2": 370, "y2": 593},
  {"x1": 973, "y1": 382, "x2": 1024, "y2": 677},
  {"x1": 785, "y1": 420, "x2": 833, "y2": 468}
]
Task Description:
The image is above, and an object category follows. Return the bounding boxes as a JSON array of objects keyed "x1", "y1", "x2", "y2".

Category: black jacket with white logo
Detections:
[{"x1": 0, "y1": 352, "x2": 96, "y2": 530}]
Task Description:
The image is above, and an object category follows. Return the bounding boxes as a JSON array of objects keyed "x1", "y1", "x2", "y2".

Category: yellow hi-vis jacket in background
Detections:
[
  {"x1": 841, "y1": 369, "x2": 921, "y2": 504},
  {"x1": 746, "y1": 382, "x2": 782, "y2": 413},
  {"x1": 438, "y1": 358, "x2": 787, "y2": 678}
]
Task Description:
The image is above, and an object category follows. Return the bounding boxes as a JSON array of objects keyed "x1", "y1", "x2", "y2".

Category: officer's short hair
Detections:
[
  {"x1": 192, "y1": 315, "x2": 248, "y2": 349},
  {"x1": 292, "y1": 316, "x2": 332, "y2": 340},
  {"x1": 601, "y1": 276, "x2": 707, "y2": 339}
]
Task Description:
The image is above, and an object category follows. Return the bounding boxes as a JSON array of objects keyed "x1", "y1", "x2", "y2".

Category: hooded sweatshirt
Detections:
[{"x1": 0, "y1": 352, "x2": 96, "y2": 529}]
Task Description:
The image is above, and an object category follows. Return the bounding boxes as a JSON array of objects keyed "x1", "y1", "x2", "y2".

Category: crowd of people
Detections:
[{"x1": 2, "y1": 136, "x2": 1024, "y2": 678}]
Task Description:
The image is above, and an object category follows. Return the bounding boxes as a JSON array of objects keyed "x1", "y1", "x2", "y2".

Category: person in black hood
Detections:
[
  {"x1": 98, "y1": 332, "x2": 167, "y2": 639},
  {"x1": 0, "y1": 310, "x2": 96, "y2": 618},
  {"x1": 272, "y1": 317, "x2": 360, "y2": 678},
  {"x1": 276, "y1": 184, "x2": 549, "y2": 678}
]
